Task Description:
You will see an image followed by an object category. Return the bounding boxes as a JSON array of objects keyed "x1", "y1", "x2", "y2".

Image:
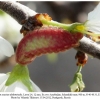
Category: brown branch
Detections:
[
  {"x1": 0, "y1": 1, "x2": 100, "y2": 59},
  {"x1": 76, "y1": 37, "x2": 100, "y2": 59},
  {"x1": 0, "y1": 1, "x2": 37, "y2": 24}
]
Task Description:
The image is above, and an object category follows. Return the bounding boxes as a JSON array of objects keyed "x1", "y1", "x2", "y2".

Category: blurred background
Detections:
[{"x1": 0, "y1": 1, "x2": 100, "y2": 92}]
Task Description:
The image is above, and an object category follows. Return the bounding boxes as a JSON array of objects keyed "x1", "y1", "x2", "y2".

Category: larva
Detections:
[{"x1": 16, "y1": 27, "x2": 83, "y2": 65}]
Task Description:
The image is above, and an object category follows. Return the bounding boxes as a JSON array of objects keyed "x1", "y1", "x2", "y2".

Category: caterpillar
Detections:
[{"x1": 16, "y1": 27, "x2": 83, "y2": 65}]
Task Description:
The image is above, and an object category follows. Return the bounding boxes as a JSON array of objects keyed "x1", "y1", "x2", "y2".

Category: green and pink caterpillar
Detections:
[{"x1": 16, "y1": 26, "x2": 83, "y2": 65}]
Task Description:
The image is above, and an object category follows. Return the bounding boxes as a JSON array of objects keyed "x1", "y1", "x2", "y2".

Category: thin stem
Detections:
[
  {"x1": 77, "y1": 66, "x2": 82, "y2": 73},
  {"x1": 86, "y1": 32, "x2": 100, "y2": 38},
  {"x1": 42, "y1": 20, "x2": 71, "y2": 30},
  {"x1": 38, "y1": 14, "x2": 71, "y2": 30}
]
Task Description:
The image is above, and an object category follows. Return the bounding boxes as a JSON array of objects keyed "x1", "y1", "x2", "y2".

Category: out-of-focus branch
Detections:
[
  {"x1": 76, "y1": 37, "x2": 100, "y2": 59},
  {"x1": 0, "y1": 1, "x2": 37, "y2": 24},
  {"x1": 0, "y1": 1, "x2": 100, "y2": 59}
]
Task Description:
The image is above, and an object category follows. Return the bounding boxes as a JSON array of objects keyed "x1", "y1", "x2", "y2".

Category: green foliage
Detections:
[{"x1": 0, "y1": 10, "x2": 5, "y2": 16}]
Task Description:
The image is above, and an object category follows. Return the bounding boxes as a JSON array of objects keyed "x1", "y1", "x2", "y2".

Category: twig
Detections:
[
  {"x1": 0, "y1": 1, "x2": 37, "y2": 24},
  {"x1": 76, "y1": 37, "x2": 100, "y2": 59},
  {"x1": 0, "y1": 1, "x2": 100, "y2": 59}
]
